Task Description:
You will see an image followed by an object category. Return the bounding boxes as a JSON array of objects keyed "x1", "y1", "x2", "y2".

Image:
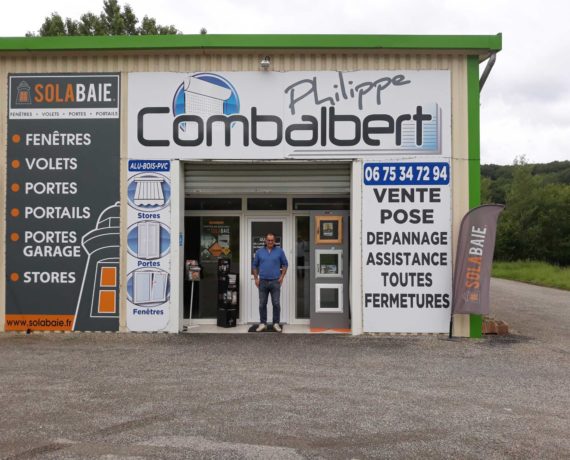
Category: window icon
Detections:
[
  {"x1": 133, "y1": 270, "x2": 169, "y2": 305},
  {"x1": 98, "y1": 291, "x2": 117, "y2": 313},
  {"x1": 96, "y1": 266, "x2": 118, "y2": 314}
]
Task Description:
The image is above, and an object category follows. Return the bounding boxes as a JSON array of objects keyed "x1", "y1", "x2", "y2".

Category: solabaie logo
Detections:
[
  {"x1": 10, "y1": 75, "x2": 119, "y2": 110},
  {"x1": 15, "y1": 81, "x2": 32, "y2": 105}
]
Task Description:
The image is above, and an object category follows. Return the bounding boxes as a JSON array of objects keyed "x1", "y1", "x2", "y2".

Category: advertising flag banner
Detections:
[{"x1": 452, "y1": 205, "x2": 504, "y2": 315}]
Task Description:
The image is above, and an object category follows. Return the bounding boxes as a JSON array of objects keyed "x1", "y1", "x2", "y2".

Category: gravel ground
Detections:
[{"x1": 0, "y1": 279, "x2": 568, "y2": 459}]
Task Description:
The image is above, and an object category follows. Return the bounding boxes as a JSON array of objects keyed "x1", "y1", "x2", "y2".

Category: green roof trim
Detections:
[{"x1": 0, "y1": 34, "x2": 502, "y2": 53}]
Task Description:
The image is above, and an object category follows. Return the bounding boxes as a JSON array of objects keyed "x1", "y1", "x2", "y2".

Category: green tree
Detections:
[
  {"x1": 495, "y1": 160, "x2": 540, "y2": 261},
  {"x1": 27, "y1": 0, "x2": 180, "y2": 36},
  {"x1": 494, "y1": 156, "x2": 570, "y2": 266},
  {"x1": 483, "y1": 157, "x2": 570, "y2": 265}
]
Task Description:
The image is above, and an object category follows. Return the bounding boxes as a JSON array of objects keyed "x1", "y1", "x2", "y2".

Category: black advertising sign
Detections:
[{"x1": 5, "y1": 74, "x2": 120, "y2": 331}]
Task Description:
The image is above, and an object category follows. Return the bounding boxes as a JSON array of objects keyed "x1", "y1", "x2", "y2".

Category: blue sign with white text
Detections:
[
  {"x1": 128, "y1": 160, "x2": 170, "y2": 172},
  {"x1": 363, "y1": 162, "x2": 450, "y2": 186}
]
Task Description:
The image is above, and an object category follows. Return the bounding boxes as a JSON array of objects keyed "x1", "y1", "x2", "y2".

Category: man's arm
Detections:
[
  {"x1": 252, "y1": 251, "x2": 260, "y2": 288},
  {"x1": 279, "y1": 249, "x2": 289, "y2": 284},
  {"x1": 252, "y1": 267, "x2": 260, "y2": 287},
  {"x1": 278, "y1": 266, "x2": 287, "y2": 284}
]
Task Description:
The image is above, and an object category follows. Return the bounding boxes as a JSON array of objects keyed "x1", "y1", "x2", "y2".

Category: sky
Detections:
[{"x1": 1, "y1": 0, "x2": 568, "y2": 165}]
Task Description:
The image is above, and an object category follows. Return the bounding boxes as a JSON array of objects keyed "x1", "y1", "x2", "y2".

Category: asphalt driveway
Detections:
[{"x1": 0, "y1": 279, "x2": 568, "y2": 459}]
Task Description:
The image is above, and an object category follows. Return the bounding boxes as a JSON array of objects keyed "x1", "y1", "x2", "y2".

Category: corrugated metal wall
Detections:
[{"x1": 0, "y1": 50, "x2": 470, "y2": 330}]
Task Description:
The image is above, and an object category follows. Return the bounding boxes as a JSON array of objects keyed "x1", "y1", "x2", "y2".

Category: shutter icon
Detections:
[
  {"x1": 133, "y1": 177, "x2": 165, "y2": 206},
  {"x1": 184, "y1": 76, "x2": 232, "y2": 118}
]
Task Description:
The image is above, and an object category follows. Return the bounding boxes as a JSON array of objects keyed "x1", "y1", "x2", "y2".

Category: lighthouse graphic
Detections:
[{"x1": 73, "y1": 202, "x2": 120, "y2": 331}]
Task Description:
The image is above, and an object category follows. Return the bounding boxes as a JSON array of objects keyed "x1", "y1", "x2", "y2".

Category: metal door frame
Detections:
[
  {"x1": 183, "y1": 195, "x2": 350, "y2": 327},
  {"x1": 244, "y1": 215, "x2": 292, "y2": 324}
]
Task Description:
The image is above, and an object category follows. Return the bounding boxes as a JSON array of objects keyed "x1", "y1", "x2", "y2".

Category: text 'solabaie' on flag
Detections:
[{"x1": 452, "y1": 205, "x2": 504, "y2": 315}]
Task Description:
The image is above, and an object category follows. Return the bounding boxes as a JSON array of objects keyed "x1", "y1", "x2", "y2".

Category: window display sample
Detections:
[
  {"x1": 315, "y1": 284, "x2": 344, "y2": 313},
  {"x1": 316, "y1": 249, "x2": 343, "y2": 277},
  {"x1": 315, "y1": 215, "x2": 343, "y2": 244}
]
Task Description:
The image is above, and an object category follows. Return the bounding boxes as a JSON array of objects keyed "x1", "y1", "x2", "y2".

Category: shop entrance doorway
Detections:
[
  {"x1": 245, "y1": 217, "x2": 291, "y2": 324},
  {"x1": 183, "y1": 198, "x2": 352, "y2": 329}
]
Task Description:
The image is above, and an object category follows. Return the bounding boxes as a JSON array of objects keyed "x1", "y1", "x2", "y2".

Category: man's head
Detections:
[{"x1": 265, "y1": 233, "x2": 276, "y2": 249}]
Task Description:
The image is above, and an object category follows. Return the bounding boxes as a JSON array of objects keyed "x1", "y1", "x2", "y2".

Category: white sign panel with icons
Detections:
[{"x1": 126, "y1": 160, "x2": 172, "y2": 331}]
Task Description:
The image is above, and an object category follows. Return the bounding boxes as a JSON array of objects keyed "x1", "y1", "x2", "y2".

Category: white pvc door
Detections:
[{"x1": 245, "y1": 217, "x2": 291, "y2": 324}]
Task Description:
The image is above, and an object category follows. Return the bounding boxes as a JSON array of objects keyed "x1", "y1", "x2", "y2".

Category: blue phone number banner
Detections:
[
  {"x1": 128, "y1": 160, "x2": 170, "y2": 172},
  {"x1": 364, "y1": 162, "x2": 450, "y2": 186}
]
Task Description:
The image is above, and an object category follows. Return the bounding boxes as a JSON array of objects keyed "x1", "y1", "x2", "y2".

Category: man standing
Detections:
[{"x1": 252, "y1": 232, "x2": 288, "y2": 332}]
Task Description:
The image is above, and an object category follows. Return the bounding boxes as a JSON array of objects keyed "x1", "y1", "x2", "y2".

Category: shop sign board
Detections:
[
  {"x1": 128, "y1": 71, "x2": 450, "y2": 160},
  {"x1": 5, "y1": 74, "x2": 120, "y2": 331},
  {"x1": 126, "y1": 160, "x2": 172, "y2": 331},
  {"x1": 362, "y1": 160, "x2": 452, "y2": 333}
]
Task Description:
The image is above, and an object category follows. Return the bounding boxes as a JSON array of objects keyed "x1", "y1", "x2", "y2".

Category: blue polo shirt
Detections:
[{"x1": 253, "y1": 246, "x2": 288, "y2": 280}]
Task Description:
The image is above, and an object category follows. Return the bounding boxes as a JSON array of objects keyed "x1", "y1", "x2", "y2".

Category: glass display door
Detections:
[
  {"x1": 295, "y1": 216, "x2": 311, "y2": 320},
  {"x1": 184, "y1": 216, "x2": 240, "y2": 319},
  {"x1": 245, "y1": 218, "x2": 291, "y2": 324}
]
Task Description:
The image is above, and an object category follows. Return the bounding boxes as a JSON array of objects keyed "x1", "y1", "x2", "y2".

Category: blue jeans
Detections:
[{"x1": 258, "y1": 279, "x2": 281, "y2": 324}]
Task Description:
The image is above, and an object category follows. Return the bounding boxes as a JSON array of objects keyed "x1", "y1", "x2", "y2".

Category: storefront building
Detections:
[{"x1": 0, "y1": 34, "x2": 502, "y2": 336}]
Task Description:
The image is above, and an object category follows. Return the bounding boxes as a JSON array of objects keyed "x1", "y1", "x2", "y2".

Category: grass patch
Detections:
[{"x1": 493, "y1": 261, "x2": 570, "y2": 291}]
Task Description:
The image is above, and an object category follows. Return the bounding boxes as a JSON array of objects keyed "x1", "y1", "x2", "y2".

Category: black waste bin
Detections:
[{"x1": 217, "y1": 308, "x2": 237, "y2": 328}]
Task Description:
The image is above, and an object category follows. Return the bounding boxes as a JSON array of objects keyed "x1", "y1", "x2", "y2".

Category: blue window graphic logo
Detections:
[{"x1": 172, "y1": 73, "x2": 240, "y2": 119}]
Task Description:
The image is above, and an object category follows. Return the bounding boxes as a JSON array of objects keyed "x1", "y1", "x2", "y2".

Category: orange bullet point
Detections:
[
  {"x1": 11, "y1": 159, "x2": 20, "y2": 169},
  {"x1": 10, "y1": 208, "x2": 20, "y2": 217},
  {"x1": 11, "y1": 183, "x2": 20, "y2": 192},
  {"x1": 10, "y1": 233, "x2": 19, "y2": 242},
  {"x1": 12, "y1": 134, "x2": 21, "y2": 143},
  {"x1": 10, "y1": 273, "x2": 19, "y2": 282}
]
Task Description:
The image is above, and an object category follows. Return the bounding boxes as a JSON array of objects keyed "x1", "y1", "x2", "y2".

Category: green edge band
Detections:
[
  {"x1": 467, "y1": 55, "x2": 483, "y2": 338},
  {"x1": 0, "y1": 34, "x2": 502, "y2": 53}
]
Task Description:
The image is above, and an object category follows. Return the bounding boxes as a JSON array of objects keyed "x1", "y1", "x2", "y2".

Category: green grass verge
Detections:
[{"x1": 492, "y1": 261, "x2": 570, "y2": 291}]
